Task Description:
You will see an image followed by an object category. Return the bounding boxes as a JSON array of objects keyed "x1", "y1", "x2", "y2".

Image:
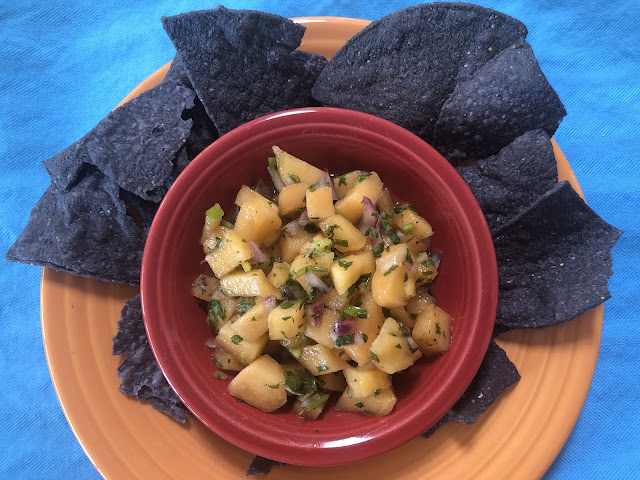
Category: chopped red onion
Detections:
[
  {"x1": 396, "y1": 229, "x2": 406, "y2": 242},
  {"x1": 407, "y1": 262, "x2": 419, "y2": 278},
  {"x1": 416, "y1": 287, "x2": 437, "y2": 305},
  {"x1": 303, "y1": 272, "x2": 330, "y2": 293},
  {"x1": 204, "y1": 337, "x2": 216, "y2": 348},
  {"x1": 298, "y1": 210, "x2": 309, "y2": 226},
  {"x1": 376, "y1": 252, "x2": 397, "y2": 272},
  {"x1": 268, "y1": 166, "x2": 285, "y2": 192},
  {"x1": 358, "y1": 196, "x2": 378, "y2": 234},
  {"x1": 334, "y1": 319, "x2": 357, "y2": 336},
  {"x1": 283, "y1": 218, "x2": 303, "y2": 237},
  {"x1": 263, "y1": 295, "x2": 277, "y2": 311},
  {"x1": 306, "y1": 299, "x2": 324, "y2": 327},
  {"x1": 249, "y1": 241, "x2": 269, "y2": 264},
  {"x1": 324, "y1": 170, "x2": 338, "y2": 200},
  {"x1": 354, "y1": 331, "x2": 364, "y2": 345},
  {"x1": 431, "y1": 250, "x2": 442, "y2": 269}
]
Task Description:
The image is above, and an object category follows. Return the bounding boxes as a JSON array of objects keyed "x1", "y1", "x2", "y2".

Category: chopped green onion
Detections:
[
  {"x1": 213, "y1": 371, "x2": 228, "y2": 380},
  {"x1": 290, "y1": 173, "x2": 301, "y2": 184},
  {"x1": 344, "y1": 305, "x2": 368, "y2": 319},
  {"x1": 206, "y1": 203, "x2": 224, "y2": 221},
  {"x1": 268, "y1": 156, "x2": 277, "y2": 168},
  {"x1": 338, "y1": 260, "x2": 353, "y2": 270},
  {"x1": 289, "y1": 347, "x2": 301, "y2": 358},
  {"x1": 401, "y1": 223, "x2": 416, "y2": 234},
  {"x1": 304, "y1": 393, "x2": 330, "y2": 411},
  {"x1": 220, "y1": 219, "x2": 234, "y2": 229},
  {"x1": 383, "y1": 265, "x2": 399, "y2": 276},
  {"x1": 334, "y1": 239, "x2": 349, "y2": 247},
  {"x1": 293, "y1": 265, "x2": 329, "y2": 279}
]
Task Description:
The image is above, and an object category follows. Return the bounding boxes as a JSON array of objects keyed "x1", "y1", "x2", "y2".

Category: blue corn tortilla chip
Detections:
[
  {"x1": 246, "y1": 456, "x2": 286, "y2": 476},
  {"x1": 5, "y1": 169, "x2": 147, "y2": 285},
  {"x1": 312, "y1": 3, "x2": 527, "y2": 144},
  {"x1": 114, "y1": 294, "x2": 187, "y2": 423},
  {"x1": 456, "y1": 129, "x2": 558, "y2": 232},
  {"x1": 433, "y1": 42, "x2": 566, "y2": 163},
  {"x1": 42, "y1": 138, "x2": 91, "y2": 191},
  {"x1": 163, "y1": 53, "x2": 191, "y2": 88},
  {"x1": 422, "y1": 339, "x2": 520, "y2": 438},
  {"x1": 84, "y1": 81, "x2": 195, "y2": 201},
  {"x1": 113, "y1": 295, "x2": 147, "y2": 355},
  {"x1": 493, "y1": 181, "x2": 622, "y2": 330},
  {"x1": 161, "y1": 6, "x2": 327, "y2": 135}
]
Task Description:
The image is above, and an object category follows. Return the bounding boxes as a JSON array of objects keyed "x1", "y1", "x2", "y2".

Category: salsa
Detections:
[{"x1": 192, "y1": 146, "x2": 452, "y2": 418}]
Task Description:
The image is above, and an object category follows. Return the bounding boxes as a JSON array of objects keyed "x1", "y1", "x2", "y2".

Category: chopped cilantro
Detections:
[
  {"x1": 290, "y1": 173, "x2": 301, "y2": 184},
  {"x1": 338, "y1": 259, "x2": 353, "y2": 270},
  {"x1": 344, "y1": 305, "x2": 368, "y2": 318},
  {"x1": 333, "y1": 238, "x2": 349, "y2": 247},
  {"x1": 354, "y1": 402, "x2": 365, "y2": 408},
  {"x1": 334, "y1": 334, "x2": 355, "y2": 347},
  {"x1": 213, "y1": 371, "x2": 228, "y2": 380},
  {"x1": 231, "y1": 335, "x2": 243, "y2": 345},
  {"x1": 338, "y1": 175, "x2": 347, "y2": 186},
  {"x1": 282, "y1": 316, "x2": 292, "y2": 321},
  {"x1": 316, "y1": 365, "x2": 329, "y2": 373},
  {"x1": 362, "y1": 333, "x2": 369, "y2": 343},
  {"x1": 325, "y1": 224, "x2": 340, "y2": 237},
  {"x1": 395, "y1": 344, "x2": 402, "y2": 349},
  {"x1": 369, "y1": 351, "x2": 380, "y2": 363},
  {"x1": 372, "y1": 243, "x2": 384, "y2": 258},
  {"x1": 304, "y1": 222, "x2": 321, "y2": 233},
  {"x1": 356, "y1": 173, "x2": 372, "y2": 183},
  {"x1": 265, "y1": 383, "x2": 280, "y2": 389},
  {"x1": 371, "y1": 389, "x2": 381, "y2": 398},
  {"x1": 279, "y1": 300, "x2": 294, "y2": 309},
  {"x1": 235, "y1": 297, "x2": 255, "y2": 315},
  {"x1": 383, "y1": 265, "x2": 398, "y2": 276},
  {"x1": 302, "y1": 393, "x2": 330, "y2": 412}
]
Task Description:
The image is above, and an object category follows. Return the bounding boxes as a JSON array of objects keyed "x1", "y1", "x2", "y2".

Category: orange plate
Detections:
[{"x1": 41, "y1": 17, "x2": 601, "y2": 480}]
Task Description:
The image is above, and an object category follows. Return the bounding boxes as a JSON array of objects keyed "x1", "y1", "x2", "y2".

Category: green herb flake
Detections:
[
  {"x1": 356, "y1": 173, "x2": 372, "y2": 183},
  {"x1": 235, "y1": 297, "x2": 255, "y2": 314},
  {"x1": 338, "y1": 259, "x2": 353, "y2": 270},
  {"x1": 279, "y1": 300, "x2": 294, "y2": 309},
  {"x1": 372, "y1": 243, "x2": 384, "y2": 258},
  {"x1": 282, "y1": 316, "x2": 292, "y2": 321},
  {"x1": 369, "y1": 351, "x2": 380, "y2": 363},
  {"x1": 325, "y1": 224, "x2": 340, "y2": 237},
  {"x1": 334, "y1": 238, "x2": 349, "y2": 247},
  {"x1": 354, "y1": 402, "x2": 365, "y2": 408},
  {"x1": 334, "y1": 334, "x2": 355, "y2": 347},
  {"x1": 231, "y1": 335, "x2": 243, "y2": 345},
  {"x1": 395, "y1": 344, "x2": 402, "y2": 349},
  {"x1": 268, "y1": 156, "x2": 277, "y2": 168},
  {"x1": 344, "y1": 305, "x2": 368, "y2": 319},
  {"x1": 265, "y1": 383, "x2": 280, "y2": 389},
  {"x1": 383, "y1": 265, "x2": 398, "y2": 276},
  {"x1": 316, "y1": 365, "x2": 329, "y2": 373},
  {"x1": 372, "y1": 389, "x2": 381, "y2": 397},
  {"x1": 213, "y1": 371, "x2": 228, "y2": 380},
  {"x1": 338, "y1": 175, "x2": 347, "y2": 186},
  {"x1": 362, "y1": 333, "x2": 369, "y2": 343},
  {"x1": 435, "y1": 322, "x2": 441, "y2": 335},
  {"x1": 304, "y1": 223, "x2": 321, "y2": 233},
  {"x1": 290, "y1": 173, "x2": 301, "y2": 184}
]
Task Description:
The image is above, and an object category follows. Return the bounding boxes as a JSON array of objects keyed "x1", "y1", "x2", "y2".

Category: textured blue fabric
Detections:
[{"x1": 0, "y1": 1, "x2": 637, "y2": 478}]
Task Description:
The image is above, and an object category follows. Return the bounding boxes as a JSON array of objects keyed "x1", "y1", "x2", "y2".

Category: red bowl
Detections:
[{"x1": 141, "y1": 107, "x2": 497, "y2": 466}]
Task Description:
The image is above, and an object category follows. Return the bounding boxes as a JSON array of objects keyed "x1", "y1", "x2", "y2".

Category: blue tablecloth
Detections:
[{"x1": 1, "y1": 1, "x2": 638, "y2": 478}]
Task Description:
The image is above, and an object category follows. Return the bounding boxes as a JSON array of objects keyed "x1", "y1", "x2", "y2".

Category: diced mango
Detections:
[
  {"x1": 212, "y1": 348, "x2": 245, "y2": 372},
  {"x1": 204, "y1": 226, "x2": 253, "y2": 277},
  {"x1": 234, "y1": 191, "x2": 282, "y2": 244},
  {"x1": 330, "y1": 250, "x2": 375, "y2": 295},
  {"x1": 278, "y1": 183, "x2": 310, "y2": 216},
  {"x1": 268, "y1": 300, "x2": 305, "y2": 340},
  {"x1": 344, "y1": 363, "x2": 392, "y2": 398},
  {"x1": 412, "y1": 303, "x2": 452, "y2": 355},
  {"x1": 216, "y1": 321, "x2": 268, "y2": 365},
  {"x1": 306, "y1": 187, "x2": 334, "y2": 222},
  {"x1": 320, "y1": 215, "x2": 366, "y2": 253},
  {"x1": 273, "y1": 146, "x2": 325, "y2": 185},
  {"x1": 333, "y1": 170, "x2": 362, "y2": 199},
  {"x1": 393, "y1": 207, "x2": 433, "y2": 241},
  {"x1": 335, "y1": 386, "x2": 397, "y2": 416},
  {"x1": 369, "y1": 318, "x2": 419, "y2": 374},
  {"x1": 298, "y1": 344, "x2": 349, "y2": 376},
  {"x1": 220, "y1": 270, "x2": 281, "y2": 298},
  {"x1": 267, "y1": 262, "x2": 290, "y2": 288},
  {"x1": 230, "y1": 300, "x2": 270, "y2": 341},
  {"x1": 227, "y1": 355, "x2": 287, "y2": 412},
  {"x1": 334, "y1": 172, "x2": 383, "y2": 224},
  {"x1": 305, "y1": 309, "x2": 340, "y2": 348}
]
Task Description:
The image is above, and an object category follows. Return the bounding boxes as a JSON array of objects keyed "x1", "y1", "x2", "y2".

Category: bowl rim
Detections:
[{"x1": 141, "y1": 106, "x2": 498, "y2": 466}]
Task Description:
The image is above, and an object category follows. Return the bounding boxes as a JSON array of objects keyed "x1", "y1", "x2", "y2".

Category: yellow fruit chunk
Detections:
[
  {"x1": 220, "y1": 270, "x2": 280, "y2": 298},
  {"x1": 306, "y1": 187, "x2": 334, "y2": 222},
  {"x1": 278, "y1": 183, "x2": 310, "y2": 216},
  {"x1": 273, "y1": 146, "x2": 325, "y2": 185},
  {"x1": 204, "y1": 226, "x2": 253, "y2": 277},
  {"x1": 227, "y1": 355, "x2": 287, "y2": 412},
  {"x1": 330, "y1": 250, "x2": 375, "y2": 295},
  {"x1": 335, "y1": 386, "x2": 397, "y2": 416},
  {"x1": 334, "y1": 172, "x2": 383, "y2": 224},
  {"x1": 412, "y1": 303, "x2": 452, "y2": 355},
  {"x1": 234, "y1": 191, "x2": 282, "y2": 244},
  {"x1": 320, "y1": 215, "x2": 366, "y2": 253}
]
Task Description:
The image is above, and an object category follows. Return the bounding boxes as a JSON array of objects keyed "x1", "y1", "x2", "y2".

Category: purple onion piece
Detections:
[
  {"x1": 303, "y1": 272, "x2": 330, "y2": 293},
  {"x1": 334, "y1": 319, "x2": 357, "y2": 336},
  {"x1": 358, "y1": 196, "x2": 379, "y2": 235},
  {"x1": 354, "y1": 331, "x2": 364, "y2": 345},
  {"x1": 396, "y1": 229, "x2": 406, "y2": 242},
  {"x1": 431, "y1": 250, "x2": 442, "y2": 269},
  {"x1": 306, "y1": 299, "x2": 324, "y2": 327},
  {"x1": 204, "y1": 337, "x2": 216, "y2": 348},
  {"x1": 284, "y1": 218, "x2": 303, "y2": 237},
  {"x1": 249, "y1": 241, "x2": 269, "y2": 264},
  {"x1": 407, "y1": 262, "x2": 418, "y2": 277},
  {"x1": 268, "y1": 166, "x2": 285, "y2": 192},
  {"x1": 263, "y1": 295, "x2": 277, "y2": 311},
  {"x1": 298, "y1": 210, "x2": 309, "y2": 226},
  {"x1": 324, "y1": 170, "x2": 338, "y2": 200}
]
